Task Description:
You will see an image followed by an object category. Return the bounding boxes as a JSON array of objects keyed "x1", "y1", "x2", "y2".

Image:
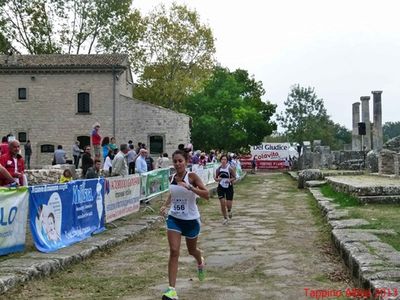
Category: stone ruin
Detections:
[{"x1": 296, "y1": 91, "x2": 394, "y2": 174}]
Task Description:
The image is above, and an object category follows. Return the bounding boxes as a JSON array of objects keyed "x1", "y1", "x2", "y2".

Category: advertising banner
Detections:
[
  {"x1": 144, "y1": 168, "x2": 170, "y2": 198},
  {"x1": 105, "y1": 175, "x2": 141, "y2": 223},
  {"x1": 240, "y1": 143, "x2": 294, "y2": 170},
  {"x1": 29, "y1": 179, "x2": 105, "y2": 253},
  {"x1": 0, "y1": 187, "x2": 29, "y2": 255}
]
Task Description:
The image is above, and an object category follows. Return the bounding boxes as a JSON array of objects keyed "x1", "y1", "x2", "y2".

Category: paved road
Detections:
[{"x1": 8, "y1": 173, "x2": 352, "y2": 299}]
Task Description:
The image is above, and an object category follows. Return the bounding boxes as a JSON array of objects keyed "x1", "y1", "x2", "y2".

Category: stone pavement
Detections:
[{"x1": 1, "y1": 172, "x2": 353, "y2": 299}]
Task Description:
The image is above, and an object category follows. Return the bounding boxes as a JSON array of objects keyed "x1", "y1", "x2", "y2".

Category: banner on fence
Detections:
[
  {"x1": 191, "y1": 164, "x2": 217, "y2": 185},
  {"x1": 29, "y1": 178, "x2": 105, "y2": 253},
  {"x1": 105, "y1": 175, "x2": 141, "y2": 223},
  {"x1": 240, "y1": 143, "x2": 297, "y2": 170},
  {"x1": 0, "y1": 187, "x2": 29, "y2": 255},
  {"x1": 144, "y1": 168, "x2": 170, "y2": 198}
]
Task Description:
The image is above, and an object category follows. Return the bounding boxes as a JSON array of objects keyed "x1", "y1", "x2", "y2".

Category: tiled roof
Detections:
[{"x1": 0, "y1": 54, "x2": 129, "y2": 69}]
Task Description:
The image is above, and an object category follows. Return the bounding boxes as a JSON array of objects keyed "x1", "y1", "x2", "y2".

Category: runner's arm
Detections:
[
  {"x1": 188, "y1": 173, "x2": 209, "y2": 200},
  {"x1": 214, "y1": 167, "x2": 221, "y2": 182},
  {"x1": 160, "y1": 194, "x2": 171, "y2": 216},
  {"x1": 230, "y1": 167, "x2": 237, "y2": 183}
]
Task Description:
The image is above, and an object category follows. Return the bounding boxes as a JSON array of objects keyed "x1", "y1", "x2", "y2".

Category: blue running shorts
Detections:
[{"x1": 166, "y1": 215, "x2": 201, "y2": 239}]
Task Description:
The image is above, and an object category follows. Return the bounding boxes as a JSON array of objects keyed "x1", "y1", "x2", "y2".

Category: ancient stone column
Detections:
[
  {"x1": 372, "y1": 91, "x2": 383, "y2": 151},
  {"x1": 360, "y1": 96, "x2": 371, "y2": 151},
  {"x1": 352, "y1": 102, "x2": 361, "y2": 150}
]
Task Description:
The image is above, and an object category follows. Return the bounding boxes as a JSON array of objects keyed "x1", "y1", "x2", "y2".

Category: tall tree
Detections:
[
  {"x1": 278, "y1": 85, "x2": 336, "y2": 147},
  {"x1": 383, "y1": 121, "x2": 400, "y2": 142},
  {"x1": 185, "y1": 67, "x2": 277, "y2": 152},
  {"x1": 131, "y1": 3, "x2": 216, "y2": 110},
  {"x1": 0, "y1": 0, "x2": 132, "y2": 54}
]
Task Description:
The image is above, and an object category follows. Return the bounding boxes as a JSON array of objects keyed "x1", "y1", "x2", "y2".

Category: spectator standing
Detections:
[
  {"x1": 109, "y1": 137, "x2": 118, "y2": 152},
  {"x1": 145, "y1": 151, "x2": 155, "y2": 171},
  {"x1": 81, "y1": 145, "x2": 93, "y2": 177},
  {"x1": 91, "y1": 122, "x2": 101, "y2": 159},
  {"x1": 54, "y1": 145, "x2": 67, "y2": 165},
  {"x1": 0, "y1": 140, "x2": 25, "y2": 186},
  {"x1": 191, "y1": 150, "x2": 200, "y2": 164},
  {"x1": 103, "y1": 150, "x2": 115, "y2": 176},
  {"x1": 158, "y1": 153, "x2": 170, "y2": 168},
  {"x1": 72, "y1": 141, "x2": 82, "y2": 169},
  {"x1": 127, "y1": 144, "x2": 137, "y2": 174},
  {"x1": 112, "y1": 144, "x2": 129, "y2": 176},
  {"x1": 86, "y1": 159, "x2": 102, "y2": 179},
  {"x1": 24, "y1": 140, "x2": 32, "y2": 169},
  {"x1": 101, "y1": 137, "x2": 111, "y2": 161},
  {"x1": 0, "y1": 136, "x2": 8, "y2": 156},
  {"x1": 135, "y1": 148, "x2": 148, "y2": 174},
  {"x1": 135, "y1": 142, "x2": 143, "y2": 154}
]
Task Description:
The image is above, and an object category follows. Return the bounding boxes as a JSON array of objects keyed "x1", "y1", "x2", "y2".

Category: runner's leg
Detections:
[{"x1": 167, "y1": 230, "x2": 182, "y2": 287}]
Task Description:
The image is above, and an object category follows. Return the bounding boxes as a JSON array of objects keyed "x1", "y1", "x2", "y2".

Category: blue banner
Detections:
[
  {"x1": 29, "y1": 178, "x2": 105, "y2": 253},
  {"x1": 0, "y1": 187, "x2": 29, "y2": 256}
]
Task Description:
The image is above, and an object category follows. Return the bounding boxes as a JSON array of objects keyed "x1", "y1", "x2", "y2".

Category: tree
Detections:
[
  {"x1": 184, "y1": 67, "x2": 277, "y2": 152},
  {"x1": 131, "y1": 3, "x2": 216, "y2": 110},
  {"x1": 332, "y1": 123, "x2": 351, "y2": 149},
  {"x1": 277, "y1": 84, "x2": 349, "y2": 150},
  {"x1": 383, "y1": 122, "x2": 400, "y2": 142},
  {"x1": 0, "y1": 0, "x2": 132, "y2": 54}
]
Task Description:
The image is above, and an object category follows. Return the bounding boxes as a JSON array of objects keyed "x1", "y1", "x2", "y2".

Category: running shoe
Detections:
[
  {"x1": 198, "y1": 257, "x2": 206, "y2": 281},
  {"x1": 162, "y1": 287, "x2": 178, "y2": 300},
  {"x1": 222, "y1": 218, "x2": 228, "y2": 225},
  {"x1": 228, "y1": 210, "x2": 232, "y2": 219}
]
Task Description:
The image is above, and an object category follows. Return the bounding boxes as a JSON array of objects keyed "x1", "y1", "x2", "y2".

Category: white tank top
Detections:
[
  {"x1": 168, "y1": 172, "x2": 200, "y2": 220},
  {"x1": 218, "y1": 165, "x2": 231, "y2": 188}
]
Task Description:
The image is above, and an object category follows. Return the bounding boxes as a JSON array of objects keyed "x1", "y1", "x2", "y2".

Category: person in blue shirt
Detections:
[{"x1": 135, "y1": 148, "x2": 148, "y2": 174}]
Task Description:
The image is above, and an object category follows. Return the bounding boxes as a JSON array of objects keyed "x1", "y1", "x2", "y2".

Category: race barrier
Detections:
[
  {"x1": 0, "y1": 187, "x2": 29, "y2": 255},
  {"x1": 104, "y1": 175, "x2": 141, "y2": 223},
  {"x1": 29, "y1": 179, "x2": 105, "y2": 253},
  {"x1": 0, "y1": 162, "x2": 236, "y2": 255}
]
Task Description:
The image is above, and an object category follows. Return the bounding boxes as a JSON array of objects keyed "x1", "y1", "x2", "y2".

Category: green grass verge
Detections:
[{"x1": 320, "y1": 185, "x2": 360, "y2": 207}]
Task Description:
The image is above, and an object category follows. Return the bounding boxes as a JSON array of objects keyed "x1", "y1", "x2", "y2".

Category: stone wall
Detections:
[
  {"x1": 26, "y1": 164, "x2": 82, "y2": 185},
  {"x1": 378, "y1": 149, "x2": 399, "y2": 175},
  {"x1": 119, "y1": 97, "x2": 190, "y2": 157}
]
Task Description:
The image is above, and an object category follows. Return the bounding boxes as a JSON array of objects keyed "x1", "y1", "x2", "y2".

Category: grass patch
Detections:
[
  {"x1": 344, "y1": 203, "x2": 400, "y2": 251},
  {"x1": 320, "y1": 185, "x2": 360, "y2": 207},
  {"x1": 377, "y1": 234, "x2": 400, "y2": 251}
]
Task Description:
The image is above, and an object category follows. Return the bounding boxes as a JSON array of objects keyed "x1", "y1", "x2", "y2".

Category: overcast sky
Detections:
[{"x1": 134, "y1": 0, "x2": 400, "y2": 131}]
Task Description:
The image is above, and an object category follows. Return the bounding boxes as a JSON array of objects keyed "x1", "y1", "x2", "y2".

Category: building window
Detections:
[
  {"x1": 18, "y1": 88, "x2": 27, "y2": 100},
  {"x1": 149, "y1": 135, "x2": 164, "y2": 155},
  {"x1": 40, "y1": 144, "x2": 55, "y2": 153},
  {"x1": 77, "y1": 92, "x2": 90, "y2": 113},
  {"x1": 18, "y1": 132, "x2": 27, "y2": 143}
]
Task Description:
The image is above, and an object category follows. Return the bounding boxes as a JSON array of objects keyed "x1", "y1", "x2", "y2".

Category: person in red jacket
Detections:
[
  {"x1": 0, "y1": 140, "x2": 25, "y2": 186},
  {"x1": 91, "y1": 122, "x2": 101, "y2": 159}
]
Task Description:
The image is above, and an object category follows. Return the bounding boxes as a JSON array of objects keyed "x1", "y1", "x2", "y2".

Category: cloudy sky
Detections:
[{"x1": 134, "y1": 0, "x2": 400, "y2": 131}]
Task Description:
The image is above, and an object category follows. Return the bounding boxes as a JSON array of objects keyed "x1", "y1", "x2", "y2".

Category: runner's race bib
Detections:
[{"x1": 172, "y1": 198, "x2": 188, "y2": 215}]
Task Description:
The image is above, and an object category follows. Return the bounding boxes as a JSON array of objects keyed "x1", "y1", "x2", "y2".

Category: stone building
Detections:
[{"x1": 0, "y1": 54, "x2": 190, "y2": 167}]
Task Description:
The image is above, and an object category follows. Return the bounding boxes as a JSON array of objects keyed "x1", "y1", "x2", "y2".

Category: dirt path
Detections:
[{"x1": 7, "y1": 173, "x2": 353, "y2": 300}]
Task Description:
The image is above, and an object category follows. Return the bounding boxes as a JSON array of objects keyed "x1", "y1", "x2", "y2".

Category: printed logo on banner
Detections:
[
  {"x1": 0, "y1": 187, "x2": 29, "y2": 256},
  {"x1": 29, "y1": 178, "x2": 105, "y2": 253}
]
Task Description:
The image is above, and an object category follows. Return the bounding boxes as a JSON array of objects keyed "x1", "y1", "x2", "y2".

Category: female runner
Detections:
[{"x1": 160, "y1": 149, "x2": 209, "y2": 300}]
